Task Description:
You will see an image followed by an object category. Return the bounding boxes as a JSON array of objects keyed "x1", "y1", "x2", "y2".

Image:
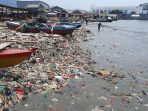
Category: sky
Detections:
[
  {"x1": 0, "y1": 0, "x2": 147, "y2": 10},
  {"x1": 42, "y1": 0, "x2": 148, "y2": 10}
]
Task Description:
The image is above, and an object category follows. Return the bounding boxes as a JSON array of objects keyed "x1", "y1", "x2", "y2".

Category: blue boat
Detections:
[
  {"x1": 6, "y1": 21, "x2": 76, "y2": 36},
  {"x1": 56, "y1": 20, "x2": 82, "y2": 28},
  {"x1": 5, "y1": 21, "x2": 40, "y2": 33},
  {"x1": 37, "y1": 23, "x2": 76, "y2": 36}
]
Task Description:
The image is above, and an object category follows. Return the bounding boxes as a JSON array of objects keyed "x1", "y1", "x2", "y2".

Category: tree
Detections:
[
  {"x1": 131, "y1": 11, "x2": 136, "y2": 14},
  {"x1": 109, "y1": 10, "x2": 123, "y2": 14},
  {"x1": 100, "y1": 10, "x2": 103, "y2": 14}
]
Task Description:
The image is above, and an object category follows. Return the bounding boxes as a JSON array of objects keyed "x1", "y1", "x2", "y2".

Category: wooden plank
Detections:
[
  {"x1": 0, "y1": 40, "x2": 37, "y2": 43},
  {"x1": 0, "y1": 36, "x2": 7, "y2": 39},
  {"x1": 0, "y1": 42, "x2": 11, "y2": 50}
]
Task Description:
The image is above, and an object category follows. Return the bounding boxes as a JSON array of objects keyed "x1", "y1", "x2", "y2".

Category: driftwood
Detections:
[
  {"x1": 0, "y1": 23, "x2": 6, "y2": 27},
  {"x1": 0, "y1": 40, "x2": 37, "y2": 44},
  {"x1": 0, "y1": 25, "x2": 7, "y2": 27},
  {"x1": 0, "y1": 42, "x2": 11, "y2": 50}
]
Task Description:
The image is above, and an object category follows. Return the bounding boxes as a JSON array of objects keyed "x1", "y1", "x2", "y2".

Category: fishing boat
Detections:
[
  {"x1": 56, "y1": 22, "x2": 82, "y2": 28},
  {"x1": 0, "y1": 48, "x2": 38, "y2": 68},
  {"x1": 5, "y1": 21, "x2": 40, "y2": 33},
  {"x1": 38, "y1": 23, "x2": 76, "y2": 36},
  {"x1": 56, "y1": 19, "x2": 82, "y2": 28},
  {"x1": 6, "y1": 21, "x2": 76, "y2": 35},
  {"x1": 97, "y1": 16, "x2": 112, "y2": 22}
]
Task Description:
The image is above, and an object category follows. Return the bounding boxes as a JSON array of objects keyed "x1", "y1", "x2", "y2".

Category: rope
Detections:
[{"x1": 102, "y1": 24, "x2": 148, "y2": 34}]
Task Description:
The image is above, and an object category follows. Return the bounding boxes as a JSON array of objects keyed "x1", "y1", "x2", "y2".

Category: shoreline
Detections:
[
  {"x1": 0, "y1": 22, "x2": 148, "y2": 111},
  {"x1": 0, "y1": 25, "x2": 94, "y2": 110}
]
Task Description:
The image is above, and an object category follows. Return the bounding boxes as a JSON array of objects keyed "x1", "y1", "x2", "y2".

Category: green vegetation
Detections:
[
  {"x1": 109, "y1": 10, "x2": 123, "y2": 14},
  {"x1": 130, "y1": 11, "x2": 136, "y2": 14}
]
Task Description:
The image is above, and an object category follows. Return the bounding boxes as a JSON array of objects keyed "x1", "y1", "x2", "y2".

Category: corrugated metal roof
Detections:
[
  {"x1": 17, "y1": 1, "x2": 49, "y2": 9},
  {"x1": 25, "y1": 4, "x2": 40, "y2": 8},
  {"x1": 71, "y1": 10, "x2": 83, "y2": 15}
]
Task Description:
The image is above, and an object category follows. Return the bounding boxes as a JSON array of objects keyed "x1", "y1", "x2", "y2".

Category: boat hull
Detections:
[
  {"x1": 0, "y1": 54, "x2": 30, "y2": 68},
  {"x1": 97, "y1": 17, "x2": 112, "y2": 22},
  {"x1": 5, "y1": 21, "x2": 40, "y2": 33},
  {"x1": 57, "y1": 22, "x2": 82, "y2": 28},
  {"x1": 40, "y1": 28, "x2": 74, "y2": 35},
  {"x1": 0, "y1": 48, "x2": 36, "y2": 68},
  {"x1": 39, "y1": 24, "x2": 76, "y2": 36}
]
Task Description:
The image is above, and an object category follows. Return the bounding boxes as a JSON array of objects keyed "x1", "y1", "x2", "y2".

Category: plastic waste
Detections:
[
  {"x1": 0, "y1": 85, "x2": 6, "y2": 91},
  {"x1": 16, "y1": 88, "x2": 25, "y2": 95}
]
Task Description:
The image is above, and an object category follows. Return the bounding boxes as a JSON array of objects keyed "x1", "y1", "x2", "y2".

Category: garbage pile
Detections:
[{"x1": 0, "y1": 26, "x2": 92, "y2": 110}]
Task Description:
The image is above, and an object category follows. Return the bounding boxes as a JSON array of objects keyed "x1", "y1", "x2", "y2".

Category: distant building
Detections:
[
  {"x1": 70, "y1": 10, "x2": 84, "y2": 19},
  {"x1": 0, "y1": 3, "x2": 38, "y2": 20},
  {"x1": 50, "y1": 6, "x2": 69, "y2": 18},
  {"x1": 50, "y1": 6, "x2": 65, "y2": 12},
  {"x1": 136, "y1": 3, "x2": 148, "y2": 14},
  {"x1": 17, "y1": 0, "x2": 49, "y2": 10},
  {"x1": 90, "y1": 6, "x2": 136, "y2": 15},
  {"x1": 25, "y1": 4, "x2": 45, "y2": 11}
]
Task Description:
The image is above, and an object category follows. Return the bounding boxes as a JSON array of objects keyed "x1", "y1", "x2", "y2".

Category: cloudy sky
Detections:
[{"x1": 43, "y1": 0, "x2": 147, "y2": 10}]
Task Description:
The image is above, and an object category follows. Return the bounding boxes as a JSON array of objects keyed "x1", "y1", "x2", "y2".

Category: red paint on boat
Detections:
[
  {"x1": 43, "y1": 29, "x2": 74, "y2": 35},
  {"x1": 0, "y1": 49, "x2": 33, "y2": 58},
  {"x1": 0, "y1": 48, "x2": 38, "y2": 68}
]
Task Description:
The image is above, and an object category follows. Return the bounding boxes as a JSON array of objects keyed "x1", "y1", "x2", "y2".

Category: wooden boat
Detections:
[
  {"x1": 97, "y1": 16, "x2": 112, "y2": 22},
  {"x1": 38, "y1": 23, "x2": 76, "y2": 36},
  {"x1": 5, "y1": 21, "x2": 76, "y2": 35},
  {"x1": 0, "y1": 47, "x2": 38, "y2": 68},
  {"x1": 56, "y1": 21, "x2": 82, "y2": 28},
  {"x1": 5, "y1": 21, "x2": 40, "y2": 33}
]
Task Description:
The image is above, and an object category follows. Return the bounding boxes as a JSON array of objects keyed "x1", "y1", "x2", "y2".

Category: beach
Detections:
[{"x1": 0, "y1": 20, "x2": 148, "y2": 111}]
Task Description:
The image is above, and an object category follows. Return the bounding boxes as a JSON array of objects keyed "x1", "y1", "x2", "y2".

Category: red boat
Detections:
[
  {"x1": 0, "y1": 48, "x2": 38, "y2": 68},
  {"x1": 5, "y1": 21, "x2": 40, "y2": 33}
]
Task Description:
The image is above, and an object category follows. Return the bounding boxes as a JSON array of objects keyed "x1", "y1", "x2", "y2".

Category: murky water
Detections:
[
  {"x1": 14, "y1": 20, "x2": 148, "y2": 111},
  {"x1": 84, "y1": 20, "x2": 148, "y2": 81}
]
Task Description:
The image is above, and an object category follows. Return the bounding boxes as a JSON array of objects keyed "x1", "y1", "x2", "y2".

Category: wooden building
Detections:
[
  {"x1": 70, "y1": 10, "x2": 84, "y2": 19},
  {"x1": 0, "y1": 4, "x2": 38, "y2": 21},
  {"x1": 50, "y1": 6, "x2": 69, "y2": 18}
]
